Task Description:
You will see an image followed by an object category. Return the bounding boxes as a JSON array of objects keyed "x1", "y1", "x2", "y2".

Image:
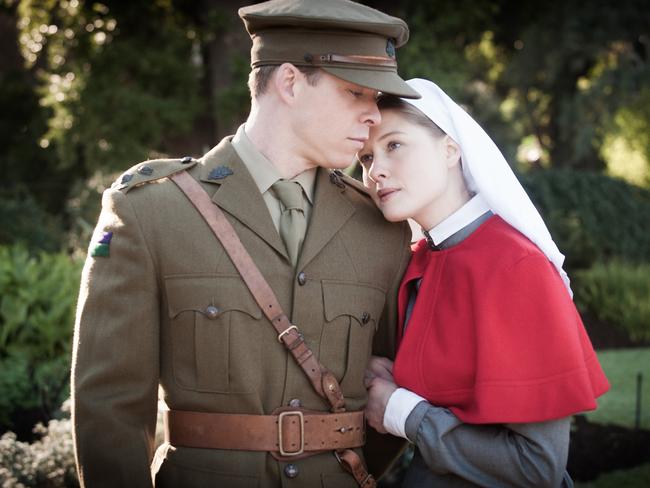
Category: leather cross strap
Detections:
[
  {"x1": 165, "y1": 408, "x2": 365, "y2": 459},
  {"x1": 169, "y1": 170, "x2": 376, "y2": 488}
]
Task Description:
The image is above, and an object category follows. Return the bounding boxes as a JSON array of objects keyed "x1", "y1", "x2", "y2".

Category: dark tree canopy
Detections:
[{"x1": 1, "y1": 0, "x2": 648, "y2": 250}]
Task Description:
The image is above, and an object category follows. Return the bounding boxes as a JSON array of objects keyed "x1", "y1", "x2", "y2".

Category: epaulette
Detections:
[
  {"x1": 329, "y1": 169, "x2": 371, "y2": 197},
  {"x1": 111, "y1": 156, "x2": 198, "y2": 193}
]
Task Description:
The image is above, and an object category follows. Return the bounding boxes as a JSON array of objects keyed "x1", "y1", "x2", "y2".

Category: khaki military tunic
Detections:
[{"x1": 71, "y1": 137, "x2": 411, "y2": 487}]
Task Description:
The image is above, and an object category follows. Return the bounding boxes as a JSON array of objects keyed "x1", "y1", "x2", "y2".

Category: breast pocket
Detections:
[
  {"x1": 321, "y1": 280, "x2": 386, "y2": 399},
  {"x1": 165, "y1": 275, "x2": 262, "y2": 393}
]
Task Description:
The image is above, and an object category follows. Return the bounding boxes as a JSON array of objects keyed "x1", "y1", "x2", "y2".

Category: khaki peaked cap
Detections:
[{"x1": 239, "y1": 0, "x2": 420, "y2": 98}]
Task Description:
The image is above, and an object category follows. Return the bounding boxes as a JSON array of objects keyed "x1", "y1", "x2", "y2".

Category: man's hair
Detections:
[
  {"x1": 248, "y1": 65, "x2": 322, "y2": 99},
  {"x1": 377, "y1": 94, "x2": 446, "y2": 139}
]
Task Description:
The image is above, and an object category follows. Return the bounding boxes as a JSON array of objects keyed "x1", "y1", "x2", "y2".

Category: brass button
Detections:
[
  {"x1": 284, "y1": 463, "x2": 299, "y2": 478},
  {"x1": 288, "y1": 398, "x2": 302, "y2": 408},
  {"x1": 361, "y1": 312, "x2": 370, "y2": 325},
  {"x1": 297, "y1": 272, "x2": 306, "y2": 286},
  {"x1": 205, "y1": 305, "x2": 220, "y2": 319}
]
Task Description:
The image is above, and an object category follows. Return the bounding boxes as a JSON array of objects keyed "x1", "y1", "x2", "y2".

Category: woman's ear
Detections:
[
  {"x1": 273, "y1": 63, "x2": 300, "y2": 104},
  {"x1": 444, "y1": 135, "x2": 462, "y2": 168}
]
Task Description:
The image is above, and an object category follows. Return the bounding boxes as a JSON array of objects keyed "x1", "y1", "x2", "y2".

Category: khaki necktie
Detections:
[{"x1": 272, "y1": 179, "x2": 307, "y2": 265}]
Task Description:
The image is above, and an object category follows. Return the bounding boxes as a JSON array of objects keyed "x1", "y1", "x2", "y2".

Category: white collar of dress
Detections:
[{"x1": 424, "y1": 194, "x2": 492, "y2": 250}]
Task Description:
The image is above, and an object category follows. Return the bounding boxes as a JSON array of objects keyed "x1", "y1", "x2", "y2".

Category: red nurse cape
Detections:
[{"x1": 393, "y1": 216, "x2": 610, "y2": 424}]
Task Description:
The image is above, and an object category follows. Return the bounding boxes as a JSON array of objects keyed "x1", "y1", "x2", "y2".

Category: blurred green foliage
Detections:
[
  {"x1": 1, "y1": 0, "x2": 648, "y2": 254},
  {"x1": 520, "y1": 169, "x2": 650, "y2": 270},
  {"x1": 0, "y1": 246, "x2": 82, "y2": 433},
  {"x1": 16, "y1": 0, "x2": 202, "y2": 174},
  {"x1": 387, "y1": 0, "x2": 650, "y2": 173},
  {"x1": 574, "y1": 262, "x2": 650, "y2": 343},
  {"x1": 0, "y1": 191, "x2": 64, "y2": 253}
]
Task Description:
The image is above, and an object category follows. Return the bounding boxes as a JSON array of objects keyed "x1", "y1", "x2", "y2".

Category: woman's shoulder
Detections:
[
  {"x1": 440, "y1": 215, "x2": 558, "y2": 286},
  {"x1": 465, "y1": 215, "x2": 545, "y2": 263}
]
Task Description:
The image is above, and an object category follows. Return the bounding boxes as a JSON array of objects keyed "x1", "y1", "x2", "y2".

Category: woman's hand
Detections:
[{"x1": 364, "y1": 376, "x2": 398, "y2": 433}]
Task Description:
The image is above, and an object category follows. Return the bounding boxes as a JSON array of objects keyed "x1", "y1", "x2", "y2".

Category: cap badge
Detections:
[{"x1": 386, "y1": 38, "x2": 396, "y2": 58}]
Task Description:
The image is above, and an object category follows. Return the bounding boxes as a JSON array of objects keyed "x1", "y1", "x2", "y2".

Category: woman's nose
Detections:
[{"x1": 368, "y1": 158, "x2": 388, "y2": 181}]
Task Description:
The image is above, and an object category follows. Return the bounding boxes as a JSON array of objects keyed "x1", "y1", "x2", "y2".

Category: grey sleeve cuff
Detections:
[
  {"x1": 404, "y1": 401, "x2": 429, "y2": 443},
  {"x1": 404, "y1": 401, "x2": 461, "y2": 443}
]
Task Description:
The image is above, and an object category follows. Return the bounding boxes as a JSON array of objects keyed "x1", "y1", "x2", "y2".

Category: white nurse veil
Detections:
[{"x1": 404, "y1": 78, "x2": 572, "y2": 296}]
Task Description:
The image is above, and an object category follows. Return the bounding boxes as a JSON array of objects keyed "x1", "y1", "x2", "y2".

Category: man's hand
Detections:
[
  {"x1": 364, "y1": 376, "x2": 398, "y2": 434},
  {"x1": 364, "y1": 355, "x2": 394, "y2": 387}
]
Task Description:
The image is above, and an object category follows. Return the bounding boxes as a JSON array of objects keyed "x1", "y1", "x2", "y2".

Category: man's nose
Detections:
[{"x1": 362, "y1": 102, "x2": 381, "y2": 126}]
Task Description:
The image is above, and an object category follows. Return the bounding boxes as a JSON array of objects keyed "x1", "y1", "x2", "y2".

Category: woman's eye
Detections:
[
  {"x1": 348, "y1": 89, "x2": 363, "y2": 98},
  {"x1": 358, "y1": 153, "x2": 373, "y2": 165},
  {"x1": 387, "y1": 141, "x2": 401, "y2": 151}
]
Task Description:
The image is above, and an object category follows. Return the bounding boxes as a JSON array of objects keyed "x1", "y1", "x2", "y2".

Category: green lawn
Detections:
[
  {"x1": 574, "y1": 348, "x2": 650, "y2": 487},
  {"x1": 585, "y1": 348, "x2": 650, "y2": 429},
  {"x1": 575, "y1": 463, "x2": 650, "y2": 488}
]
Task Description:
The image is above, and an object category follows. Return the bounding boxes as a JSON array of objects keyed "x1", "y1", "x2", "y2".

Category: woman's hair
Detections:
[{"x1": 377, "y1": 94, "x2": 446, "y2": 139}]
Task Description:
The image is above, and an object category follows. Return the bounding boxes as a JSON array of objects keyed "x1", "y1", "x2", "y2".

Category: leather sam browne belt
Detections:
[
  {"x1": 169, "y1": 171, "x2": 376, "y2": 488},
  {"x1": 165, "y1": 408, "x2": 365, "y2": 461}
]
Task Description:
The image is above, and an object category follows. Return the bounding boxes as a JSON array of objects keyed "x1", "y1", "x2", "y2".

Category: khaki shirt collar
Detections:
[{"x1": 231, "y1": 125, "x2": 316, "y2": 204}]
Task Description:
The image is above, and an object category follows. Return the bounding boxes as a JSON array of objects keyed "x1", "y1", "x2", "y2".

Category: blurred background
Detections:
[{"x1": 0, "y1": 0, "x2": 648, "y2": 486}]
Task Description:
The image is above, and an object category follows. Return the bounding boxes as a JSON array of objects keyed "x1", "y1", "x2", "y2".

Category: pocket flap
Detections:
[
  {"x1": 322, "y1": 280, "x2": 386, "y2": 326},
  {"x1": 164, "y1": 275, "x2": 262, "y2": 319}
]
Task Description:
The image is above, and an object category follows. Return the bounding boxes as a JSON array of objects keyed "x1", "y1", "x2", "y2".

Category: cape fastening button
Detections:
[
  {"x1": 361, "y1": 312, "x2": 370, "y2": 325},
  {"x1": 205, "y1": 305, "x2": 220, "y2": 319}
]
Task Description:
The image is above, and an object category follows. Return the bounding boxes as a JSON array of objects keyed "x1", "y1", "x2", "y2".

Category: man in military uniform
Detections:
[{"x1": 71, "y1": 1, "x2": 417, "y2": 486}]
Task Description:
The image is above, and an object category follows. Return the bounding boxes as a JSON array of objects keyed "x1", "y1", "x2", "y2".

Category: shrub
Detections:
[
  {"x1": 0, "y1": 246, "x2": 82, "y2": 434},
  {"x1": 519, "y1": 169, "x2": 650, "y2": 270},
  {"x1": 574, "y1": 261, "x2": 650, "y2": 343},
  {"x1": 0, "y1": 399, "x2": 78, "y2": 488},
  {"x1": 0, "y1": 398, "x2": 169, "y2": 487}
]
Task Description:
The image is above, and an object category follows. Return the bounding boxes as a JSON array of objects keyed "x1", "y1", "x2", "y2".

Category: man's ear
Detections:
[
  {"x1": 273, "y1": 63, "x2": 301, "y2": 104},
  {"x1": 444, "y1": 135, "x2": 462, "y2": 168}
]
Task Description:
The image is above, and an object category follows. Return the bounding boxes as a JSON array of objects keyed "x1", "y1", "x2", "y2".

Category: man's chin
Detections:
[{"x1": 320, "y1": 156, "x2": 357, "y2": 171}]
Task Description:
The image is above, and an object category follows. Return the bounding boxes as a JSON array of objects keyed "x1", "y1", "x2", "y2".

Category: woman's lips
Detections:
[{"x1": 377, "y1": 188, "x2": 399, "y2": 202}]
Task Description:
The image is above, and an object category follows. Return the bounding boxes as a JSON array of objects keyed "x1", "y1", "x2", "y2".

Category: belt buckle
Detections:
[{"x1": 278, "y1": 410, "x2": 305, "y2": 457}]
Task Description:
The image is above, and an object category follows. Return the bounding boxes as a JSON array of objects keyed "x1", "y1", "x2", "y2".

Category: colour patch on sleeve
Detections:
[{"x1": 89, "y1": 231, "x2": 113, "y2": 257}]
